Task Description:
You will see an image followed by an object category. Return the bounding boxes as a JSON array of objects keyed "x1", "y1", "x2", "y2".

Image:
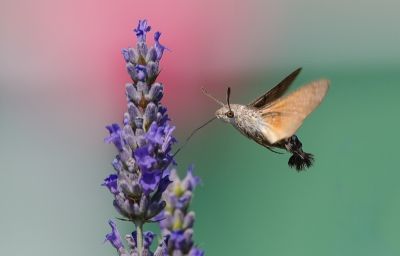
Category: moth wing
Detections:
[
  {"x1": 259, "y1": 79, "x2": 330, "y2": 144},
  {"x1": 249, "y1": 68, "x2": 302, "y2": 108}
]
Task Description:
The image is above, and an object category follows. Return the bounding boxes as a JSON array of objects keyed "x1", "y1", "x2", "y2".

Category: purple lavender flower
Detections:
[
  {"x1": 140, "y1": 169, "x2": 162, "y2": 195},
  {"x1": 134, "y1": 146, "x2": 156, "y2": 170},
  {"x1": 104, "y1": 220, "x2": 168, "y2": 256},
  {"x1": 154, "y1": 32, "x2": 171, "y2": 61},
  {"x1": 103, "y1": 220, "x2": 126, "y2": 253},
  {"x1": 101, "y1": 174, "x2": 119, "y2": 195},
  {"x1": 131, "y1": 230, "x2": 157, "y2": 249},
  {"x1": 134, "y1": 20, "x2": 151, "y2": 43},
  {"x1": 135, "y1": 64, "x2": 147, "y2": 81},
  {"x1": 143, "y1": 231, "x2": 157, "y2": 249},
  {"x1": 189, "y1": 247, "x2": 205, "y2": 256},
  {"x1": 104, "y1": 124, "x2": 125, "y2": 152}
]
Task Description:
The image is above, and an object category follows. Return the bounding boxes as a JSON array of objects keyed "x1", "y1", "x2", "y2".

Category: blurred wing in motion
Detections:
[
  {"x1": 259, "y1": 79, "x2": 330, "y2": 144},
  {"x1": 250, "y1": 68, "x2": 302, "y2": 108}
]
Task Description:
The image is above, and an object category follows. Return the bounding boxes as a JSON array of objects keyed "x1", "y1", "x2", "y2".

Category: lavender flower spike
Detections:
[
  {"x1": 103, "y1": 19, "x2": 204, "y2": 255},
  {"x1": 103, "y1": 19, "x2": 185, "y2": 254},
  {"x1": 157, "y1": 166, "x2": 204, "y2": 255}
]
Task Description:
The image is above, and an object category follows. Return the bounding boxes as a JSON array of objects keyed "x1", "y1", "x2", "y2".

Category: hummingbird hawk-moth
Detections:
[{"x1": 201, "y1": 68, "x2": 330, "y2": 171}]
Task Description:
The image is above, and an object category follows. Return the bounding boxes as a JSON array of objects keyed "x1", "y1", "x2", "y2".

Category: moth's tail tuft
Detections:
[
  {"x1": 288, "y1": 152, "x2": 314, "y2": 172},
  {"x1": 285, "y1": 135, "x2": 315, "y2": 172}
]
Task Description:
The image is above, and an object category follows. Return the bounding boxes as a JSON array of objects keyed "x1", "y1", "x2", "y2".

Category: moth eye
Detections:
[{"x1": 226, "y1": 111, "x2": 234, "y2": 118}]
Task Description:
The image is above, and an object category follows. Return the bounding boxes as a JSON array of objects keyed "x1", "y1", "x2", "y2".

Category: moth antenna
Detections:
[
  {"x1": 226, "y1": 87, "x2": 233, "y2": 114},
  {"x1": 173, "y1": 117, "x2": 217, "y2": 157},
  {"x1": 201, "y1": 87, "x2": 224, "y2": 106}
]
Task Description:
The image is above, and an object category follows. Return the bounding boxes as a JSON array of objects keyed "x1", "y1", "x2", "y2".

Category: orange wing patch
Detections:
[{"x1": 259, "y1": 79, "x2": 330, "y2": 144}]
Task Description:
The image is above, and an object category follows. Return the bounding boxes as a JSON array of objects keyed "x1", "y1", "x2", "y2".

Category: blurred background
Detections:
[{"x1": 1, "y1": 0, "x2": 400, "y2": 255}]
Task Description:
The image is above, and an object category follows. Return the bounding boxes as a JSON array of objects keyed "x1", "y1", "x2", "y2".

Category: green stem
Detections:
[{"x1": 134, "y1": 220, "x2": 144, "y2": 251}]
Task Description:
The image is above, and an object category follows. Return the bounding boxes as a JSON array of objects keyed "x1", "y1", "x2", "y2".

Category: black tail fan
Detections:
[
  {"x1": 285, "y1": 135, "x2": 315, "y2": 172},
  {"x1": 288, "y1": 152, "x2": 314, "y2": 171}
]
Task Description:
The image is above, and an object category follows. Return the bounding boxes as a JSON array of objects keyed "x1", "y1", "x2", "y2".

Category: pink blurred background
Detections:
[{"x1": 0, "y1": 0, "x2": 288, "y2": 129}]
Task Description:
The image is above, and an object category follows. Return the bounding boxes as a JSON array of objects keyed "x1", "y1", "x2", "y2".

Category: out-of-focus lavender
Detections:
[
  {"x1": 101, "y1": 20, "x2": 203, "y2": 256},
  {"x1": 155, "y1": 165, "x2": 204, "y2": 256}
]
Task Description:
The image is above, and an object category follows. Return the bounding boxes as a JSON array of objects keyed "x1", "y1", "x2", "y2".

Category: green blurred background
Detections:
[{"x1": 1, "y1": 0, "x2": 400, "y2": 255}]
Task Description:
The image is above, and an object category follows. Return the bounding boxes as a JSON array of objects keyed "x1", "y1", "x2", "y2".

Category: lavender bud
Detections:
[
  {"x1": 181, "y1": 165, "x2": 202, "y2": 191},
  {"x1": 133, "y1": 202, "x2": 141, "y2": 216},
  {"x1": 123, "y1": 123, "x2": 135, "y2": 137},
  {"x1": 126, "y1": 62, "x2": 138, "y2": 82},
  {"x1": 127, "y1": 102, "x2": 141, "y2": 121},
  {"x1": 153, "y1": 236, "x2": 168, "y2": 256},
  {"x1": 127, "y1": 47, "x2": 138, "y2": 64},
  {"x1": 182, "y1": 211, "x2": 195, "y2": 230},
  {"x1": 141, "y1": 248, "x2": 151, "y2": 256},
  {"x1": 123, "y1": 125, "x2": 137, "y2": 151},
  {"x1": 137, "y1": 81, "x2": 149, "y2": 96},
  {"x1": 169, "y1": 169, "x2": 181, "y2": 185},
  {"x1": 183, "y1": 228, "x2": 194, "y2": 253},
  {"x1": 139, "y1": 194, "x2": 149, "y2": 218},
  {"x1": 146, "y1": 83, "x2": 164, "y2": 102},
  {"x1": 146, "y1": 200, "x2": 166, "y2": 219},
  {"x1": 112, "y1": 158, "x2": 122, "y2": 173},
  {"x1": 145, "y1": 46, "x2": 157, "y2": 63},
  {"x1": 164, "y1": 192, "x2": 178, "y2": 209},
  {"x1": 120, "y1": 150, "x2": 136, "y2": 172},
  {"x1": 146, "y1": 61, "x2": 159, "y2": 85},
  {"x1": 136, "y1": 129, "x2": 147, "y2": 148},
  {"x1": 143, "y1": 102, "x2": 157, "y2": 131},
  {"x1": 131, "y1": 181, "x2": 142, "y2": 198},
  {"x1": 156, "y1": 112, "x2": 163, "y2": 124},
  {"x1": 124, "y1": 234, "x2": 136, "y2": 249},
  {"x1": 118, "y1": 172, "x2": 142, "y2": 199},
  {"x1": 173, "y1": 249, "x2": 183, "y2": 256},
  {"x1": 164, "y1": 211, "x2": 173, "y2": 229},
  {"x1": 126, "y1": 135, "x2": 137, "y2": 151},
  {"x1": 172, "y1": 209, "x2": 184, "y2": 230},
  {"x1": 115, "y1": 194, "x2": 133, "y2": 216},
  {"x1": 126, "y1": 84, "x2": 141, "y2": 105},
  {"x1": 136, "y1": 42, "x2": 148, "y2": 58},
  {"x1": 123, "y1": 112, "x2": 130, "y2": 126},
  {"x1": 119, "y1": 147, "x2": 131, "y2": 162},
  {"x1": 118, "y1": 171, "x2": 130, "y2": 192},
  {"x1": 122, "y1": 48, "x2": 130, "y2": 63},
  {"x1": 177, "y1": 191, "x2": 192, "y2": 211},
  {"x1": 134, "y1": 117, "x2": 143, "y2": 130},
  {"x1": 117, "y1": 247, "x2": 129, "y2": 256},
  {"x1": 113, "y1": 200, "x2": 130, "y2": 218}
]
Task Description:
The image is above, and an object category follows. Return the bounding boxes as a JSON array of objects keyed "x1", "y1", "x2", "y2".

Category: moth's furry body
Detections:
[
  {"x1": 216, "y1": 104, "x2": 259, "y2": 139},
  {"x1": 202, "y1": 68, "x2": 329, "y2": 171},
  {"x1": 216, "y1": 104, "x2": 293, "y2": 151}
]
